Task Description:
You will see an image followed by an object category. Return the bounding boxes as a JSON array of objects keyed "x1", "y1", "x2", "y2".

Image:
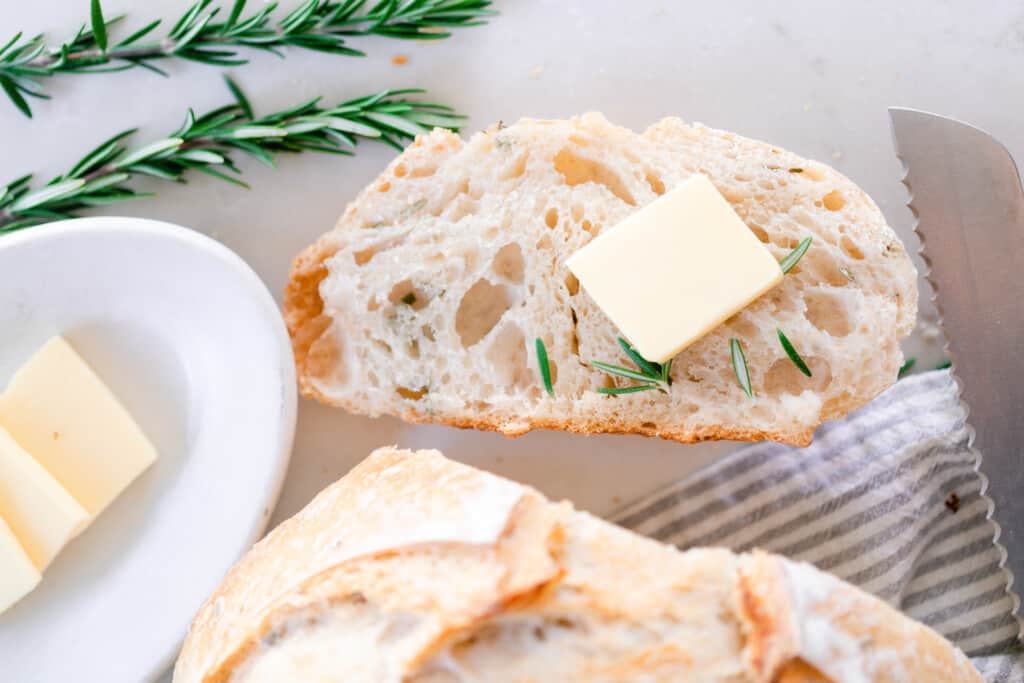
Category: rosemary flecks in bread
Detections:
[{"x1": 285, "y1": 113, "x2": 917, "y2": 446}]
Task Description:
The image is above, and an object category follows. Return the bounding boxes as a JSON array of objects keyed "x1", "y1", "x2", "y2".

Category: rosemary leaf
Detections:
[
  {"x1": 223, "y1": 74, "x2": 253, "y2": 120},
  {"x1": 776, "y1": 327, "x2": 812, "y2": 377},
  {"x1": 590, "y1": 361, "x2": 659, "y2": 386},
  {"x1": 617, "y1": 337, "x2": 660, "y2": 379},
  {"x1": 934, "y1": 359, "x2": 951, "y2": 370},
  {"x1": 598, "y1": 385, "x2": 658, "y2": 395},
  {"x1": 730, "y1": 338, "x2": 753, "y2": 398},
  {"x1": 535, "y1": 338, "x2": 554, "y2": 397},
  {"x1": 91, "y1": 0, "x2": 109, "y2": 52},
  {"x1": 898, "y1": 357, "x2": 916, "y2": 377},
  {"x1": 779, "y1": 236, "x2": 812, "y2": 274}
]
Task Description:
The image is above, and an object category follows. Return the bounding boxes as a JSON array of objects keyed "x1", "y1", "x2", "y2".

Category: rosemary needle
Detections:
[
  {"x1": 730, "y1": 338, "x2": 753, "y2": 398},
  {"x1": 777, "y1": 328, "x2": 812, "y2": 377},
  {"x1": 535, "y1": 338, "x2": 554, "y2": 397},
  {"x1": 779, "y1": 236, "x2": 812, "y2": 274}
]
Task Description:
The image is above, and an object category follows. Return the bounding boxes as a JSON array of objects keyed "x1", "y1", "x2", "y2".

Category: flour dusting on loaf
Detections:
[
  {"x1": 173, "y1": 448, "x2": 979, "y2": 683},
  {"x1": 285, "y1": 113, "x2": 917, "y2": 446}
]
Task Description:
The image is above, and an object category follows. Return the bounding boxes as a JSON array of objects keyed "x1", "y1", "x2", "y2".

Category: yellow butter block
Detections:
[
  {"x1": 0, "y1": 426, "x2": 89, "y2": 570},
  {"x1": 567, "y1": 174, "x2": 783, "y2": 363},
  {"x1": 0, "y1": 337, "x2": 158, "y2": 517},
  {"x1": 0, "y1": 514, "x2": 41, "y2": 616}
]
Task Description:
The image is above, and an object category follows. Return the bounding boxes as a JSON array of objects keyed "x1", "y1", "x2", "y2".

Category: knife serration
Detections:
[{"x1": 889, "y1": 107, "x2": 1023, "y2": 628}]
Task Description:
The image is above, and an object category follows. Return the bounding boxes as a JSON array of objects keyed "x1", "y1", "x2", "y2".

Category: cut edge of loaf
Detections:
[{"x1": 285, "y1": 114, "x2": 918, "y2": 447}]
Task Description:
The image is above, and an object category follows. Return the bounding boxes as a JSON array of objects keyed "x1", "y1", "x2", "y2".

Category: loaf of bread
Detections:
[
  {"x1": 174, "y1": 448, "x2": 979, "y2": 683},
  {"x1": 285, "y1": 114, "x2": 917, "y2": 446}
]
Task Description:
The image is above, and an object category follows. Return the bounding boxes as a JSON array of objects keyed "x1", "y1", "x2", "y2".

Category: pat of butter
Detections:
[
  {"x1": 0, "y1": 514, "x2": 41, "y2": 615},
  {"x1": 0, "y1": 426, "x2": 89, "y2": 570},
  {"x1": 0, "y1": 337, "x2": 157, "y2": 517},
  {"x1": 566, "y1": 174, "x2": 783, "y2": 363}
]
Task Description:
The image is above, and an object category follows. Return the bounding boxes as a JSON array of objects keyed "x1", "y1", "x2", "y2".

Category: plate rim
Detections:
[{"x1": 0, "y1": 216, "x2": 298, "y2": 681}]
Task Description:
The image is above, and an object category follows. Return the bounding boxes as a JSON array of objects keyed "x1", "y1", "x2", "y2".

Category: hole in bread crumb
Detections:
[
  {"x1": 748, "y1": 223, "x2": 770, "y2": 243},
  {"x1": 302, "y1": 319, "x2": 345, "y2": 385},
  {"x1": 822, "y1": 190, "x2": 846, "y2": 211},
  {"x1": 492, "y1": 243, "x2": 525, "y2": 283},
  {"x1": 502, "y1": 153, "x2": 528, "y2": 180},
  {"x1": 645, "y1": 170, "x2": 666, "y2": 196},
  {"x1": 388, "y1": 280, "x2": 430, "y2": 310},
  {"x1": 553, "y1": 148, "x2": 636, "y2": 206},
  {"x1": 840, "y1": 235, "x2": 865, "y2": 260},
  {"x1": 765, "y1": 356, "x2": 832, "y2": 395},
  {"x1": 545, "y1": 207, "x2": 559, "y2": 229},
  {"x1": 571, "y1": 203, "x2": 584, "y2": 222},
  {"x1": 421, "y1": 325, "x2": 435, "y2": 341},
  {"x1": 805, "y1": 291, "x2": 854, "y2": 337},
  {"x1": 410, "y1": 164, "x2": 437, "y2": 178},
  {"x1": 581, "y1": 219, "x2": 599, "y2": 236},
  {"x1": 378, "y1": 181, "x2": 391, "y2": 193},
  {"x1": 408, "y1": 339, "x2": 420, "y2": 359},
  {"x1": 802, "y1": 167, "x2": 825, "y2": 181},
  {"x1": 564, "y1": 273, "x2": 579, "y2": 296},
  {"x1": 641, "y1": 421, "x2": 657, "y2": 429},
  {"x1": 354, "y1": 236, "x2": 404, "y2": 266},
  {"x1": 446, "y1": 196, "x2": 478, "y2": 222},
  {"x1": 396, "y1": 385, "x2": 428, "y2": 400},
  {"x1": 393, "y1": 164, "x2": 407, "y2": 178},
  {"x1": 569, "y1": 308, "x2": 580, "y2": 356},
  {"x1": 456, "y1": 279, "x2": 514, "y2": 347},
  {"x1": 367, "y1": 298, "x2": 380, "y2": 311},
  {"x1": 486, "y1": 324, "x2": 532, "y2": 389},
  {"x1": 374, "y1": 338, "x2": 393, "y2": 355}
]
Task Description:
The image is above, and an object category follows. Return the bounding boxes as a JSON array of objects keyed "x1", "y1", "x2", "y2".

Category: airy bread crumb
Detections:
[{"x1": 285, "y1": 113, "x2": 917, "y2": 446}]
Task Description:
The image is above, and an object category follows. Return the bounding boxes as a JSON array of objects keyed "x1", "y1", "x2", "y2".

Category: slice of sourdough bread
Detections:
[
  {"x1": 285, "y1": 113, "x2": 917, "y2": 446},
  {"x1": 173, "y1": 448, "x2": 980, "y2": 683}
]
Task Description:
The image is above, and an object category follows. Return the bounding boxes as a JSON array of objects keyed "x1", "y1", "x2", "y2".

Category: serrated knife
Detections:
[{"x1": 889, "y1": 108, "x2": 1023, "y2": 625}]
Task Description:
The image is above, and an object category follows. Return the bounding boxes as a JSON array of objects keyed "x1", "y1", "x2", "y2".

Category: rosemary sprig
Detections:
[
  {"x1": 779, "y1": 236, "x2": 812, "y2": 273},
  {"x1": 777, "y1": 328, "x2": 812, "y2": 377},
  {"x1": 535, "y1": 338, "x2": 554, "y2": 397},
  {"x1": 730, "y1": 338, "x2": 753, "y2": 398},
  {"x1": 0, "y1": 0, "x2": 495, "y2": 117},
  {"x1": 898, "y1": 357, "x2": 916, "y2": 378},
  {"x1": 0, "y1": 79, "x2": 463, "y2": 233},
  {"x1": 592, "y1": 338, "x2": 673, "y2": 395}
]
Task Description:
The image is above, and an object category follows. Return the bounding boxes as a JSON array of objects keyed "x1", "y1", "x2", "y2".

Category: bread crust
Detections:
[
  {"x1": 285, "y1": 114, "x2": 917, "y2": 446},
  {"x1": 174, "y1": 448, "x2": 980, "y2": 683}
]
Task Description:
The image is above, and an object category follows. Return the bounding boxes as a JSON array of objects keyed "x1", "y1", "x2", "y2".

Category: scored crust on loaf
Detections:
[
  {"x1": 173, "y1": 448, "x2": 980, "y2": 683},
  {"x1": 285, "y1": 114, "x2": 917, "y2": 445}
]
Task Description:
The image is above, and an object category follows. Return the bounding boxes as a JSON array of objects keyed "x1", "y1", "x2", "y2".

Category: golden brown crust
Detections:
[{"x1": 175, "y1": 449, "x2": 980, "y2": 683}]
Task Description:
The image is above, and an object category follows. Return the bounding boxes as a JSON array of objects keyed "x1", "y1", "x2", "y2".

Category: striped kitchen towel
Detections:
[{"x1": 613, "y1": 370, "x2": 1023, "y2": 681}]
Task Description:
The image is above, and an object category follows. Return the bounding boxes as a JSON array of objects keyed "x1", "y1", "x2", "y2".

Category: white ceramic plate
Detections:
[{"x1": 0, "y1": 218, "x2": 296, "y2": 681}]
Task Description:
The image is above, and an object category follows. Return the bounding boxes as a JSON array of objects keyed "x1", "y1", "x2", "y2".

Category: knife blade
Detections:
[{"x1": 889, "y1": 107, "x2": 1023, "y2": 623}]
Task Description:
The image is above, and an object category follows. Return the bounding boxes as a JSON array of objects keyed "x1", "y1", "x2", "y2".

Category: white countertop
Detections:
[{"x1": 1, "y1": 2, "x2": 1018, "y2": 679}]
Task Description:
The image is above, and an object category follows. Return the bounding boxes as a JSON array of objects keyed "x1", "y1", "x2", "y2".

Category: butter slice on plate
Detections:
[
  {"x1": 0, "y1": 426, "x2": 88, "y2": 570},
  {"x1": 0, "y1": 514, "x2": 41, "y2": 615},
  {"x1": 0, "y1": 337, "x2": 158, "y2": 517},
  {"x1": 566, "y1": 174, "x2": 783, "y2": 363}
]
